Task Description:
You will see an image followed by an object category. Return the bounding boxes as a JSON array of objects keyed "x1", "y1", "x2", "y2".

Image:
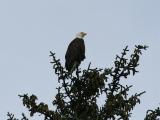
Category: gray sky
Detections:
[{"x1": 0, "y1": 0, "x2": 159, "y2": 119}]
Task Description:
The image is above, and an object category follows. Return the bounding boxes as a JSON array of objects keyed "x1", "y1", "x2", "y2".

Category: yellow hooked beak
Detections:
[{"x1": 82, "y1": 32, "x2": 87, "y2": 36}]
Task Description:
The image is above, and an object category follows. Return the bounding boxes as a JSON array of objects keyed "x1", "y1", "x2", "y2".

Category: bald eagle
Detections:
[{"x1": 65, "y1": 32, "x2": 87, "y2": 72}]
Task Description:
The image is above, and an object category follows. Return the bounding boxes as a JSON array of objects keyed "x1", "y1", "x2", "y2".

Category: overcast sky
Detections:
[{"x1": 0, "y1": 0, "x2": 160, "y2": 119}]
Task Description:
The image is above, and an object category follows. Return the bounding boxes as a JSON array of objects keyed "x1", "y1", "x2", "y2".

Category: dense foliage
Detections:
[{"x1": 7, "y1": 45, "x2": 159, "y2": 120}]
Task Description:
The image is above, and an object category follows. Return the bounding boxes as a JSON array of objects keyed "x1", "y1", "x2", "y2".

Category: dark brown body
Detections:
[{"x1": 65, "y1": 38, "x2": 85, "y2": 71}]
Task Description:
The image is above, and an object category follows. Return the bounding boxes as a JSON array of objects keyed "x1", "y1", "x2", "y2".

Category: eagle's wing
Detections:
[{"x1": 65, "y1": 38, "x2": 85, "y2": 71}]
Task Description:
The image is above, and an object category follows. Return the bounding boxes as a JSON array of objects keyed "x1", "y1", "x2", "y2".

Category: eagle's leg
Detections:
[
  {"x1": 72, "y1": 61, "x2": 79, "y2": 78},
  {"x1": 71, "y1": 62, "x2": 77, "y2": 73},
  {"x1": 70, "y1": 61, "x2": 79, "y2": 78},
  {"x1": 76, "y1": 66, "x2": 79, "y2": 78}
]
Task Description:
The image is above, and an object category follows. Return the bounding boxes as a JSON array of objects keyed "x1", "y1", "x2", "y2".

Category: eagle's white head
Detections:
[{"x1": 76, "y1": 32, "x2": 87, "y2": 39}]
